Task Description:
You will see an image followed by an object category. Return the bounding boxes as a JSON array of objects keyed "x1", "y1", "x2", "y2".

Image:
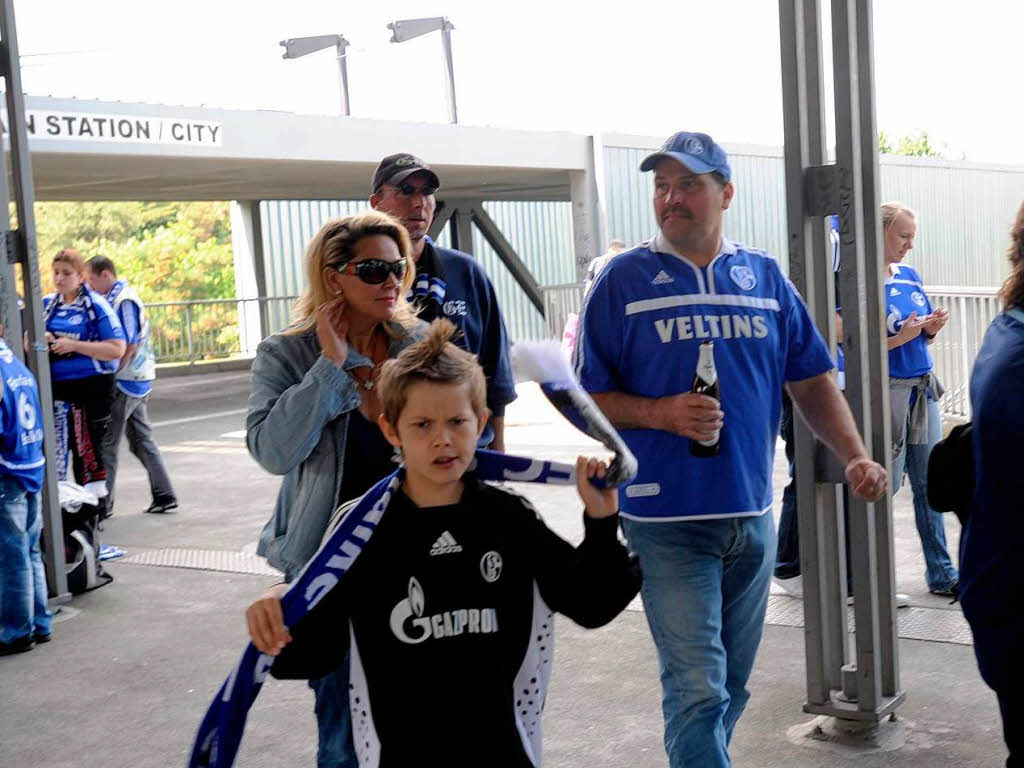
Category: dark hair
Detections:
[
  {"x1": 1000, "y1": 199, "x2": 1024, "y2": 310},
  {"x1": 709, "y1": 171, "x2": 728, "y2": 188},
  {"x1": 85, "y1": 255, "x2": 117, "y2": 278},
  {"x1": 52, "y1": 248, "x2": 85, "y2": 274},
  {"x1": 377, "y1": 319, "x2": 486, "y2": 427}
]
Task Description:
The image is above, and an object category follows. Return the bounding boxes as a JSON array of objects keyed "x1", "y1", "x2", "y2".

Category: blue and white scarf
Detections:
[
  {"x1": 408, "y1": 273, "x2": 447, "y2": 310},
  {"x1": 189, "y1": 450, "x2": 610, "y2": 768}
]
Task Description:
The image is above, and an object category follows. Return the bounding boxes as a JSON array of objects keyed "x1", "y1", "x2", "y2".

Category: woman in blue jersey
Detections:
[
  {"x1": 43, "y1": 249, "x2": 125, "y2": 503},
  {"x1": 961, "y1": 199, "x2": 1024, "y2": 767},
  {"x1": 881, "y1": 203, "x2": 958, "y2": 597}
]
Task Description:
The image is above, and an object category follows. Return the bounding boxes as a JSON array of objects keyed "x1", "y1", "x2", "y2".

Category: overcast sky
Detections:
[{"x1": 14, "y1": 0, "x2": 1024, "y2": 164}]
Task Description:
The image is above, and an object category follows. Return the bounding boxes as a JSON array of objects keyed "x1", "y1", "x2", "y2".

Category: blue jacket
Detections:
[
  {"x1": 248, "y1": 320, "x2": 425, "y2": 577},
  {"x1": 416, "y1": 240, "x2": 517, "y2": 420}
]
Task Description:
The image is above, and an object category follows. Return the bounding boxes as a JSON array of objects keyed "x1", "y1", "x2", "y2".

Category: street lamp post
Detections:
[
  {"x1": 387, "y1": 17, "x2": 458, "y2": 124},
  {"x1": 280, "y1": 34, "x2": 351, "y2": 116}
]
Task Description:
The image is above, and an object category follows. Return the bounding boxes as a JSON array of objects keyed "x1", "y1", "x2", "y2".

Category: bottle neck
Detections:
[{"x1": 696, "y1": 344, "x2": 717, "y2": 386}]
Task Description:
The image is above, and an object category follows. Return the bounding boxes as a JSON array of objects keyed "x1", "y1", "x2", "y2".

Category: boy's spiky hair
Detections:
[{"x1": 377, "y1": 319, "x2": 487, "y2": 427}]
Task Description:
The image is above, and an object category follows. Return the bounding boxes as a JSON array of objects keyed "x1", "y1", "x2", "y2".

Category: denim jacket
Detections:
[{"x1": 248, "y1": 320, "x2": 424, "y2": 577}]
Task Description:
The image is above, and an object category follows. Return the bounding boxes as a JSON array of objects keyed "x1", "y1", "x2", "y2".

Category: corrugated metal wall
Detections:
[
  {"x1": 603, "y1": 141, "x2": 1024, "y2": 287},
  {"x1": 256, "y1": 142, "x2": 1023, "y2": 343},
  {"x1": 259, "y1": 199, "x2": 574, "y2": 341}
]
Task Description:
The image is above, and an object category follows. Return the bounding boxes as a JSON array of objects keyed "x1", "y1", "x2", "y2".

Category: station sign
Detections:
[{"x1": 1, "y1": 108, "x2": 222, "y2": 147}]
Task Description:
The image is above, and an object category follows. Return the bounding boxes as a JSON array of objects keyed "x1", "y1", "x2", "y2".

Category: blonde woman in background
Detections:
[{"x1": 881, "y1": 201, "x2": 958, "y2": 597}]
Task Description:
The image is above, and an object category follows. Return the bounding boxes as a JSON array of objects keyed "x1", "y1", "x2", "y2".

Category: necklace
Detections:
[{"x1": 352, "y1": 365, "x2": 379, "y2": 390}]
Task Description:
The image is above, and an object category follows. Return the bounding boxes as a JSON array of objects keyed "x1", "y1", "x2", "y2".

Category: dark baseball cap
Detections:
[
  {"x1": 371, "y1": 153, "x2": 441, "y2": 195},
  {"x1": 640, "y1": 131, "x2": 732, "y2": 181}
]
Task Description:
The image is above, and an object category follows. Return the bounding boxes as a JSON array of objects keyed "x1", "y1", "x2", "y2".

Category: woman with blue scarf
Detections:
[{"x1": 43, "y1": 249, "x2": 125, "y2": 505}]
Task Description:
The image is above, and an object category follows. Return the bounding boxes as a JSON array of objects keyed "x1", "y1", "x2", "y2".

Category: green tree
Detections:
[
  {"x1": 877, "y1": 130, "x2": 944, "y2": 158},
  {"x1": 29, "y1": 200, "x2": 238, "y2": 361}
]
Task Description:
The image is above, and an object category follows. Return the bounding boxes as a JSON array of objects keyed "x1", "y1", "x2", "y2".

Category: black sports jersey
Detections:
[{"x1": 271, "y1": 477, "x2": 640, "y2": 767}]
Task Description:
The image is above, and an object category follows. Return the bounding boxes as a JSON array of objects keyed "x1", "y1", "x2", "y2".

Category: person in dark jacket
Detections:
[
  {"x1": 961, "y1": 200, "x2": 1024, "y2": 768},
  {"x1": 370, "y1": 153, "x2": 517, "y2": 451}
]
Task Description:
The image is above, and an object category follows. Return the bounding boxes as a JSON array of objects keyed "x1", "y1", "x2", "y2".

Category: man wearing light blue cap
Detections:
[{"x1": 574, "y1": 131, "x2": 887, "y2": 767}]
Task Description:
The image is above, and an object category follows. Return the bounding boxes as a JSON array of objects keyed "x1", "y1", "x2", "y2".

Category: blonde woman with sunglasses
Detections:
[{"x1": 246, "y1": 210, "x2": 425, "y2": 768}]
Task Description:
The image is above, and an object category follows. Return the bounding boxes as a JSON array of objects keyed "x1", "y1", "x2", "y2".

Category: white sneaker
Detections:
[
  {"x1": 846, "y1": 592, "x2": 910, "y2": 609},
  {"x1": 775, "y1": 575, "x2": 803, "y2": 598}
]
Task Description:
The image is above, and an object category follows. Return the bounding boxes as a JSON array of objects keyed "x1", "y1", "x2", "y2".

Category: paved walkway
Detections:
[{"x1": 0, "y1": 373, "x2": 1005, "y2": 768}]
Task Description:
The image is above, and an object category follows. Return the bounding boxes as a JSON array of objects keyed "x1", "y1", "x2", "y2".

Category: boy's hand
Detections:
[
  {"x1": 246, "y1": 583, "x2": 292, "y2": 656},
  {"x1": 576, "y1": 455, "x2": 619, "y2": 519}
]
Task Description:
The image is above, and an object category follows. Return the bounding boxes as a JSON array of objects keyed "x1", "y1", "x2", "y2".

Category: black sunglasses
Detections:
[
  {"x1": 334, "y1": 258, "x2": 408, "y2": 285},
  {"x1": 393, "y1": 182, "x2": 438, "y2": 197}
]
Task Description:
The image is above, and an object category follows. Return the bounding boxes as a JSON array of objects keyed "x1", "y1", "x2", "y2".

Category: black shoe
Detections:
[
  {"x1": 33, "y1": 632, "x2": 52, "y2": 644},
  {"x1": 0, "y1": 635, "x2": 35, "y2": 656},
  {"x1": 144, "y1": 497, "x2": 178, "y2": 514}
]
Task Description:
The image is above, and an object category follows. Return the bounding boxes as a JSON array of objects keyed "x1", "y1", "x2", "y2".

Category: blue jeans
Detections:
[
  {"x1": 891, "y1": 395, "x2": 958, "y2": 592},
  {"x1": 623, "y1": 514, "x2": 775, "y2": 768},
  {"x1": 0, "y1": 477, "x2": 52, "y2": 644},
  {"x1": 309, "y1": 657, "x2": 357, "y2": 768}
]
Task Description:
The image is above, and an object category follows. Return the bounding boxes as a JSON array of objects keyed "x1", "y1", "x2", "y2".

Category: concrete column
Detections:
[
  {"x1": 230, "y1": 201, "x2": 267, "y2": 355},
  {"x1": 569, "y1": 135, "x2": 608, "y2": 282}
]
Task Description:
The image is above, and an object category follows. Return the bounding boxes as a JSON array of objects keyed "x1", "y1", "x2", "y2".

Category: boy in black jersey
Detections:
[{"x1": 246, "y1": 320, "x2": 640, "y2": 767}]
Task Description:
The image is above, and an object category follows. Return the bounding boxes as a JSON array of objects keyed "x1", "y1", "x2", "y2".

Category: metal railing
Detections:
[
  {"x1": 541, "y1": 282, "x2": 1002, "y2": 419},
  {"x1": 147, "y1": 296, "x2": 297, "y2": 364}
]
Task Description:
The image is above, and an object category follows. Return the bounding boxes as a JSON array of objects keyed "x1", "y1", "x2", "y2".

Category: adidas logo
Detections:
[
  {"x1": 890, "y1": 287, "x2": 901, "y2": 297},
  {"x1": 652, "y1": 270, "x2": 674, "y2": 285},
  {"x1": 430, "y1": 530, "x2": 463, "y2": 556}
]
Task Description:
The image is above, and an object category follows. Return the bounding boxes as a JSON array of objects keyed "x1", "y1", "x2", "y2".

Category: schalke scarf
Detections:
[{"x1": 189, "y1": 341, "x2": 637, "y2": 768}]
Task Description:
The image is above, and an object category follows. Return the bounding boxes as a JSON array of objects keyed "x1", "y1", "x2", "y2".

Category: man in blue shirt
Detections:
[
  {"x1": 0, "y1": 318, "x2": 51, "y2": 656},
  {"x1": 369, "y1": 153, "x2": 517, "y2": 451},
  {"x1": 574, "y1": 131, "x2": 888, "y2": 768},
  {"x1": 86, "y1": 257, "x2": 177, "y2": 515}
]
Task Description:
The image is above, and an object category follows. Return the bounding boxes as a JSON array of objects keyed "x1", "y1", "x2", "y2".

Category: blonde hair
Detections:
[
  {"x1": 1000, "y1": 199, "x2": 1024, "y2": 310},
  {"x1": 880, "y1": 201, "x2": 917, "y2": 231},
  {"x1": 377, "y1": 319, "x2": 486, "y2": 427},
  {"x1": 285, "y1": 211, "x2": 416, "y2": 335},
  {"x1": 52, "y1": 248, "x2": 85, "y2": 274}
]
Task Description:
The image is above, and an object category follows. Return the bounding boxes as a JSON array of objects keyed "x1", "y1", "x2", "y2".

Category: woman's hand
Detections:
[
  {"x1": 891, "y1": 311, "x2": 926, "y2": 347},
  {"x1": 922, "y1": 306, "x2": 949, "y2": 338},
  {"x1": 316, "y1": 296, "x2": 349, "y2": 365},
  {"x1": 49, "y1": 336, "x2": 78, "y2": 355},
  {"x1": 576, "y1": 455, "x2": 619, "y2": 519},
  {"x1": 246, "y1": 583, "x2": 292, "y2": 656}
]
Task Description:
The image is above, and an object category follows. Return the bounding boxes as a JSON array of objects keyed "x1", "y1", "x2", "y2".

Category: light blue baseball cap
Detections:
[{"x1": 640, "y1": 131, "x2": 732, "y2": 181}]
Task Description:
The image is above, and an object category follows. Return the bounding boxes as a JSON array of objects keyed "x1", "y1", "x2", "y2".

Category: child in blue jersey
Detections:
[
  {"x1": 43, "y1": 249, "x2": 125, "y2": 505},
  {"x1": 0, "y1": 323, "x2": 51, "y2": 656},
  {"x1": 880, "y1": 203, "x2": 958, "y2": 597}
]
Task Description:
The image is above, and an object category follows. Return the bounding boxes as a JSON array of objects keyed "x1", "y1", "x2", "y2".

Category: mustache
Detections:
[{"x1": 661, "y1": 208, "x2": 693, "y2": 220}]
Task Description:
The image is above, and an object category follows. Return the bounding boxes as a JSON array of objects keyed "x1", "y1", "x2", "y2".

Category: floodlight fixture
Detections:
[
  {"x1": 279, "y1": 34, "x2": 351, "y2": 116},
  {"x1": 387, "y1": 17, "x2": 458, "y2": 123}
]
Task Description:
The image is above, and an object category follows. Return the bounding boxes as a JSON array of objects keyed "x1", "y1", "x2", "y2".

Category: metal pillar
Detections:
[
  {"x1": 335, "y1": 37, "x2": 351, "y2": 117},
  {"x1": 439, "y1": 199, "x2": 545, "y2": 315},
  {"x1": 779, "y1": 0, "x2": 903, "y2": 722},
  {"x1": 0, "y1": 0, "x2": 70, "y2": 600}
]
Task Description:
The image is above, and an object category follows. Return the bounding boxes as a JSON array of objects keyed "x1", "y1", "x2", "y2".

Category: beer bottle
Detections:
[{"x1": 690, "y1": 340, "x2": 721, "y2": 457}]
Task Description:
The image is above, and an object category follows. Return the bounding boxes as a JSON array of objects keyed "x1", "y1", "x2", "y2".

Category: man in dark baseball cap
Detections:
[{"x1": 370, "y1": 153, "x2": 441, "y2": 196}]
